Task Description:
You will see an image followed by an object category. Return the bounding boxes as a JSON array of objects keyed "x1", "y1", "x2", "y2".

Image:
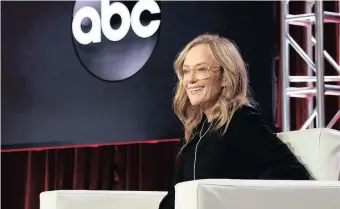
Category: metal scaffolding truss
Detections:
[{"x1": 280, "y1": 0, "x2": 340, "y2": 131}]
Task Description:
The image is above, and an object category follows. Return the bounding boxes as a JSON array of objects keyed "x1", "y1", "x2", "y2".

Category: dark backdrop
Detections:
[
  {"x1": 1, "y1": 1, "x2": 276, "y2": 150},
  {"x1": 4, "y1": 2, "x2": 340, "y2": 209}
]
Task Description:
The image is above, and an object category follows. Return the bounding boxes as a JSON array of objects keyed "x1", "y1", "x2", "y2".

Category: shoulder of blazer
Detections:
[
  {"x1": 235, "y1": 105, "x2": 261, "y2": 117},
  {"x1": 224, "y1": 105, "x2": 274, "y2": 140},
  {"x1": 228, "y1": 105, "x2": 262, "y2": 127},
  {"x1": 227, "y1": 105, "x2": 278, "y2": 143}
]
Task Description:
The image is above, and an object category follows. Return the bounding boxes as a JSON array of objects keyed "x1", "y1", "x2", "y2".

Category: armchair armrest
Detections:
[
  {"x1": 175, "y1": 179, "x2": 340, "y2": 209},
  {"x1": 40, "y1": 190, "x2": 166, "y2": 209}
]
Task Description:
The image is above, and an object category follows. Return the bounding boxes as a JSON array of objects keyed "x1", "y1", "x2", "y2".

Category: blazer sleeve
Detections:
[
  {"x1": 158, "y1": 139, "x2": 185, "y2": 209},
  {"x1": 236, "y1": 109, "x2": 312, "y2": 180}
]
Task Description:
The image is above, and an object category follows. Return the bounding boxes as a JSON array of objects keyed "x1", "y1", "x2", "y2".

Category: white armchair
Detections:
[
  {"x1": 40, "y1": 128, "x2": 340, "y2": 209},
  {"x1": 277, "y1": 128, "x2": 340, "y2": 180},
  {"x1": 40, "y1": 190, "x2": 166, "y2": 209}
]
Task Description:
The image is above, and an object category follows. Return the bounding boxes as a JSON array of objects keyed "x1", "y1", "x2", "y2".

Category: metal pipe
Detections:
[
  {"x1": 306, "y1": 1, "x2": 314, "y2": 129},
  {"x1": 288, "y1": 90, "x2": 340, "y2": 97},
  {"x1": 300, "y1": 108, "x2": 317, "y2": 130},
  {"x1": 281, "y1": 0, "x2": 290, "y2": 131},
  {"x1": 315, "y1": 0, "x2": 325, "y2": 128},
  {"x1": 326, "y1": 110, "x2": 340, "y2": 128},
  {"x1": 286, "y1": 12, "x2": 340, "y2": 24},
  {"x1": 287, "y1": 87, "x2": 314, "y2": 92},
  {"x1": 338, "y1": 1, "x2": 340, "y2": 65},
  {"x1": 311, "y1": 36, "x2": 340, "y2": 73},
  {"x1": 323, "y1": 50, "x2": 340, "y2": 73},
  {"x1": 287, "y1": 85, "x2": 340, "y2": 97},
  {"x1": 287, "y1": 89, "x2": 340, "y2": 95},
  {"x1": 325, "y1": 84, "x2": 340, "y2": 90},
  {"x1": 287, "y1": 85, "x2": 340, "y2": 92},
  {"x1": 289, "y1": 76, "x2": 340, "y2": 82},
  {"x1": 337, "y1": 0, "x2": 340, "y2": 131},
  {"x1": 287, "y1": 34, "x2": 316, "y2": 72}
]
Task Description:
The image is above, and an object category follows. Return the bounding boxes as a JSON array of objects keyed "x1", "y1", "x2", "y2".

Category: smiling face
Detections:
[{"x1": 182, "y1": 44, "x2": 223, "y2": 108}]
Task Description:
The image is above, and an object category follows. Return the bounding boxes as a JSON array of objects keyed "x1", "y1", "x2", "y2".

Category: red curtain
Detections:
[{"x1": 2, "y1": 142, "x2": 180, "y2": 209}]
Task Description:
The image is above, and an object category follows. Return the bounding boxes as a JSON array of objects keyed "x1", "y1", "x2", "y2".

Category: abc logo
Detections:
[{"x1": 72, "y1": 0, "x2": 161, "y2": 81}]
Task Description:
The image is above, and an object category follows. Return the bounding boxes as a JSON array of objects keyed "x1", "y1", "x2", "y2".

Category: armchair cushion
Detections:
[
  {"x1": 40, "y1": 190, "x2": 166, "y2": 209},
  {"x1": 175, "y1": 179, "x2": 340, "y2": 209},
  {"x1": 277, "y1": 128, "x2": 340, "y2": 180}
]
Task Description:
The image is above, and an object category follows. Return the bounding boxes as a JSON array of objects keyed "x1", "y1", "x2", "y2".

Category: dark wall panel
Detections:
[{"x1": 1, "y1": 1, "x2": 276, "y2": 149}]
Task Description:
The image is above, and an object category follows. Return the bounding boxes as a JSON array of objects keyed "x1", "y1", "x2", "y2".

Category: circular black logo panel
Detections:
[{"x1": 72, "y1": 0, "x2": 161, "y2": 81}]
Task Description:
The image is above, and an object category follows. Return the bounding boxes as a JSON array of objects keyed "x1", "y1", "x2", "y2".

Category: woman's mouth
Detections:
[{"x1": 188, "y1": 86, "x2": 204, "y2": 94}]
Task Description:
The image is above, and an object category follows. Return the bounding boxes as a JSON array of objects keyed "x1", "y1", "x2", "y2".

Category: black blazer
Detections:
[{"x1": 158, "y1": 105, "x2": 312, "y2": 209}]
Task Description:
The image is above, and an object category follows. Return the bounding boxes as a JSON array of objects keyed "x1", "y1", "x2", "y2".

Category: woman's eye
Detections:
[{"x1": 197, "y1": 67, "x2": 207, "y2": 72}]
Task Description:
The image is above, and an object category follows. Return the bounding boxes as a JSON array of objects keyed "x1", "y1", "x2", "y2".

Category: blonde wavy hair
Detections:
[{"x1": 173, "y1": 33, "x2": 256, "y2": 145}]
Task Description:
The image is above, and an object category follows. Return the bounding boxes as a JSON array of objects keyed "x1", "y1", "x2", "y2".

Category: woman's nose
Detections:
[{"x1": 187, "y1": 70, "x2": 197, "y2": 82}]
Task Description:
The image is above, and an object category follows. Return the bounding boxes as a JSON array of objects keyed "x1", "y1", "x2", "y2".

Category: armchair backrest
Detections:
[{"x1": 277, "y1": 128, "x2": 340, "y2": 181}]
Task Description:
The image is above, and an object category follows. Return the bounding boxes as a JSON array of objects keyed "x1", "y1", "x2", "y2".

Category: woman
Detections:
[{"x1": 158, "y1": 34, "x2": 311, "y2": 209}]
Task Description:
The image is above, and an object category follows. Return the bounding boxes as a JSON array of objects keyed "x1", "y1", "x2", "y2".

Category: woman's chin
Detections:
[{"x1": 189, "y1": 98, "x2": 204, "y2": 107}]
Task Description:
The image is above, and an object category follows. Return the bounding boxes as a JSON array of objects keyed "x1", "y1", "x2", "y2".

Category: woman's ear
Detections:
[
  {"x1": 219, "y1": 68, "x2": 226, "y2": 87},
  {"x1": 220, "y1": 77, "x2": 227, "y2": 87}
]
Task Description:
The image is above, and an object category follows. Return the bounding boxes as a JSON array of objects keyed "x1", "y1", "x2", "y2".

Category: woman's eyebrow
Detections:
[{"x1": 182, "y1": 62, "x2": 209, "y2": 68}]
